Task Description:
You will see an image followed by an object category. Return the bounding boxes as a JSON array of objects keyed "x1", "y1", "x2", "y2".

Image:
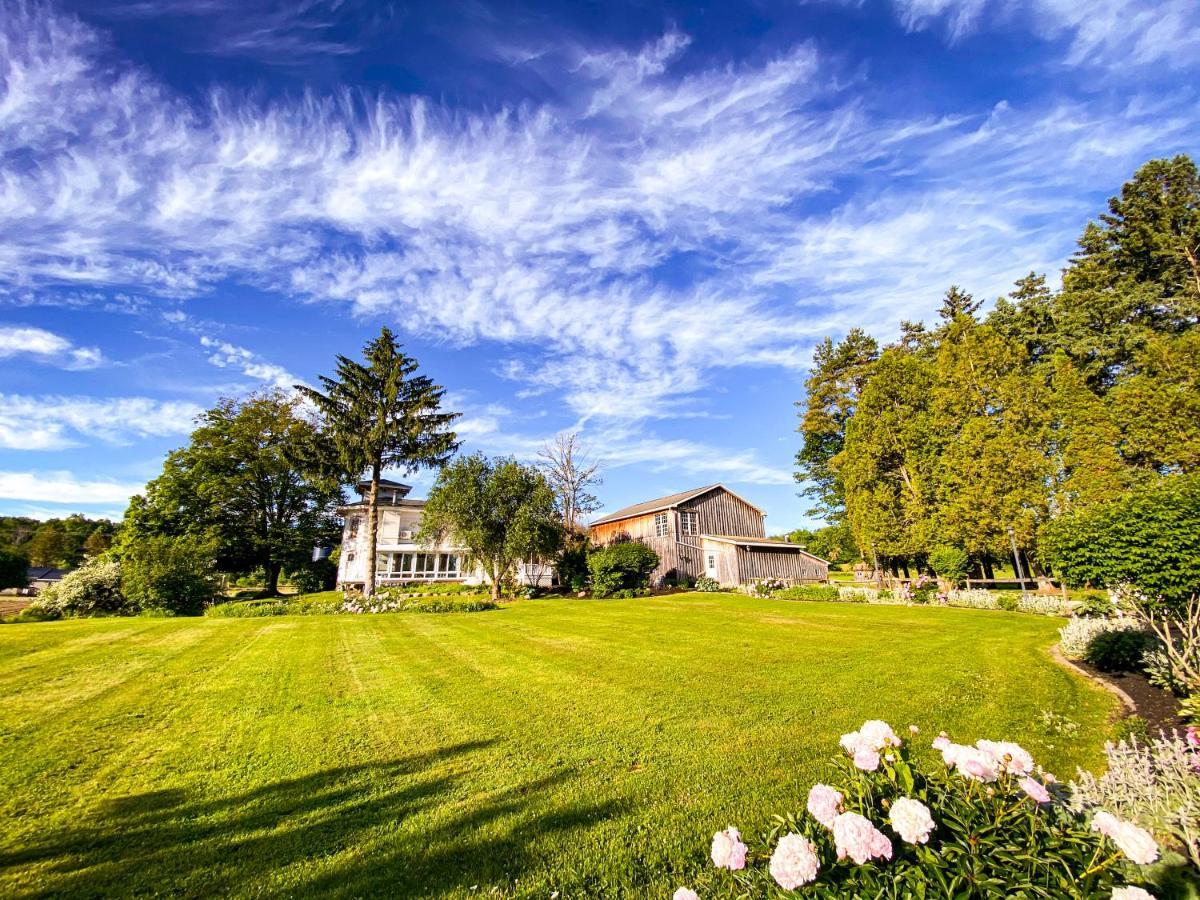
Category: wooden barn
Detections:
[{"x1": 588, "y1": 484, "x2": 828, "y2": 587}]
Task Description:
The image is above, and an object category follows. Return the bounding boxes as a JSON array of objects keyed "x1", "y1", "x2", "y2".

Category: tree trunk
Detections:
[
  {"x1": 981, "y1": 556, "x2": 995, "y2": 580},
  {"x1": 364, "y1": 463, "x2": 380, "y2": 598},
  {"x1": 491, "y1": 562, "x2": 502, "y2": 603},
  {"x1": 901, "y1": 561, "x2": 911, "y2": 579},
  {"x1": 264, "y1": 562, "x2": 280, "y2": 598}
]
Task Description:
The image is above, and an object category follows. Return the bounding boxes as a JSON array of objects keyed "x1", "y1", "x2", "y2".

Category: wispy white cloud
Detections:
[
  {"x1": 881, "y1": 0, "x2": 1200, "y2": 70},
  {"x1": 0, "y1": 470, "x2": 142, "y2": 505},
  {"x1": 0, "y1": 324, "x2": 104, "y2": 369},
  {"x1": 0, "y1": 394, "x2": 201, "y2": 450},
  {"x1": 1, "y1": 1, "x2": 1197, "y2": 427},
  {"x1": 199, "y1": 337, "x2": 299, "y2": 389}
]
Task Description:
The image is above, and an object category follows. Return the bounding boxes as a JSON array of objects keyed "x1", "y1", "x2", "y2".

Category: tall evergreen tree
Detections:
[
  {"x1": 795, "y1": 329, "x2": 879, "y2": 520},
  {"x1": 298, "y1": 328, "x2": 459, "y2": 596}
]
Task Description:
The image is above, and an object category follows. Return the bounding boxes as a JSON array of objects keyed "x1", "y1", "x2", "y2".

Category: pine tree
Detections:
[{"x1": 298, "y1": 328, "x2": 459, "y2": 596}]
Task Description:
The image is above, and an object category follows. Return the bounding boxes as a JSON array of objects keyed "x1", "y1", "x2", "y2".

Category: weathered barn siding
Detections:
[
  {"x1": 679, "y1": 490, "x2": 764, "y2": 538},
  {"x1": 737, "y1": 545, "x2": 827, "y2": 583},
  {"x1": 589, "y1": 510, "x2": 681, "y2": 584}
]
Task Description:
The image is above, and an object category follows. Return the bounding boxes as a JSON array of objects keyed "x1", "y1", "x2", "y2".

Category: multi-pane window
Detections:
[
  {"x1": 376, "y1": 552, "x2": 464, "y2": 581},
  {"x1": 653, "y1": 512, "x2": 669, "y2": 537},
  {"x1": 680, "y1": 511, "x2": 699, "y2": 536},
  {"x1": 347, "y1": 516, "x2": 360, "y2": 538}
]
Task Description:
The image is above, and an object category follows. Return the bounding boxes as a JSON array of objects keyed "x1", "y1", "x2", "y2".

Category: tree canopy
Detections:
[
  {"x1": 795, "y1": 154, "x2": 1200, "y2": 589},
  {"x1": 419, "y1": 454, "x2": 561, "y2": 601}
]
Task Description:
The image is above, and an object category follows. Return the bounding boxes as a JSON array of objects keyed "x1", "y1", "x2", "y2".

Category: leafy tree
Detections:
[
  {"x1": 928, "y1": 545, "x2": 970, "y2": 587},
  {"x1": 1040, "y1": 473, "x2": 1200, "y2": 603},
  {"x1": 1110, "y1": 331, "x2": 1200, "y2": 474},
  {"x1": 538, "y1": 432, "x2": 602, "y2": 533},
  {"x1": 587, "y1": 542, "x2": 660, "y2": 596},
  {"x1": 786, "y1": 522, "x2": 858, "y2": 563},
  {"x1": 37, "y1": 558, "x2": 128, "y2": 617},
  {"x1": 839, "y1": 348, "x2": 939, "y2": 568},
  {"x1": 1049, "y1": 352, "x2": 1135, "y2": 510},
  {"x1": 420, "y1": 454, "x2": 561, "y2": 602},
  {"x1": 0, "y1": 548, "x2": 28, "y2": 590},
  {"x1": 121, "y1": 535, "x2": 217, "y2": 615},
  {"x1": 795, "y1": 329, "x2": 879, "y2": 520},
  {"x1": 987, "y1": 273, "x2": 1058, "y2": 364},
  {"x1": 25, "y1": 522, "x2": 65, "y2": 567},
  {"x1": 82, "y1": 528, "x2": 112, "y2": 558},
  {"x1": 123, "y1": 391, "x2": 342, "y2": 596},
  {"x1": 299, "y1": 328, "x2": 459, "y2": 597}
]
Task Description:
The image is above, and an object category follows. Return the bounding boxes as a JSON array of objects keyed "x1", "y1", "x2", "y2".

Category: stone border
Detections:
[{"x1": 1049, "y1": 643, "x2": 1136, "y2": 717}]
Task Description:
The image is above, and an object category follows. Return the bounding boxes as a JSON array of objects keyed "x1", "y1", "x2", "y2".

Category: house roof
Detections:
[
  {"x1": 27, "y1": 566, "x2": 66, "y2": 581},
  {"x1": 355, "y1": 478, "x2": 411, "y2": 492},
  {"x1": 700, "y1": 535, "x2": 830, "y2": 563},
  {"x1": 589, "y1": 484, "x2": 762, "y2": 527}
]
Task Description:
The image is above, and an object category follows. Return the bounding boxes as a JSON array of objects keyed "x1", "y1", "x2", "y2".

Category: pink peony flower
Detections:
[
  {"x1": 889, "y1": 797, "x2": 935, "y2": 844},
  {"x1": 672, "y1": 889, "x2": 700, "y2": 900},
  {"x1": 1187, "y1": 726, "x2": 1200, "y2": 749},
  {"x1": 976, "y1": 740, "x2": 1035, "y2": 775},
  {"x1": 832, "y1": 812, "x2": 893, "y2": 865},
  {"x1": 931, "y1": 733, "x2": 952, "y2": 752},
  {"x1": 841, "y1": 720, "x2": 899, "y2": 770},
  {"x1": 853, "y1": 746, "x2": 881, "y2": 771},
  {"x1": 1111, "y1": 888, "x2": 1155, "y2": 900},
  {"x1": 769, "y1": 833, "x2": 820, "y2": 889},
  {"x1": 1019, "y1": 776, "x2": 1052, "y2": 804},
  {"x1": 941, "y1": 743, "x2": 999, "y2": 782},
  {"x1": 807, "y1": 784, "x2": 843, "y2": 828},
  {"x1": 710, "y1": 826, "x2": 748, "y2": 870},
  {"x1": 1092, "y1": 812, "x2": 1160, "y2": 865}
]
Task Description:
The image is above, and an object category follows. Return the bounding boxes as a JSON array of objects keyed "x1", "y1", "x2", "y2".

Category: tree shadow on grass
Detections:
[{"x1": 1, "y1": 739, "x2": 629, "y2": 898}]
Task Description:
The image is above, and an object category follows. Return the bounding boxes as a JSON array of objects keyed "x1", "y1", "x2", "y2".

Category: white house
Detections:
[{"x1": 335, "y1": 479, "x2": 553, "y2": 590}]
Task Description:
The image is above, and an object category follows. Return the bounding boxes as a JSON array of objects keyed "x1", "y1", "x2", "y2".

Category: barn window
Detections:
[
  {"x1": 680, "y1": 511, "x2": 699, "y2": 536},
  {"x1": 654, "y1": 512, "x2": 669, "y2": 537}
]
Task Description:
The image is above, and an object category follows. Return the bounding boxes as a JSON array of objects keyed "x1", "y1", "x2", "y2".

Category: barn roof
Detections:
[
  {"x1": 589, "y1": 484, "x2": 762, "y2": 527},
  {"x1": 700, "y1": 535, "x2": 830, "y2": 563}
]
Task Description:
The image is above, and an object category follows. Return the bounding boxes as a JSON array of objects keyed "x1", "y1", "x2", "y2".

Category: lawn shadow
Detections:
[{"x1": 1, "y1": 738, "x2": 628, "y2": 898}]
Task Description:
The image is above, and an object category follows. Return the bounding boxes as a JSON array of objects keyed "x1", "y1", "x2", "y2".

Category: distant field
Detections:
[{"x1": 0, "y1": 595, "x2": 1116, "y2": 898}]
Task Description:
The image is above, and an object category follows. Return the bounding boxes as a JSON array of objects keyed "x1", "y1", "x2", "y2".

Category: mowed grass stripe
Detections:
[{"x1": 0, "y1": 596, "x2": 1115, "y2": 898}]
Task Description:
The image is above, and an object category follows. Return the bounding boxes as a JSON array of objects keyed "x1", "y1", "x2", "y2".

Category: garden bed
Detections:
[{"x1": 1078, "y1": 662, "x2": 1187, "y2": 737}]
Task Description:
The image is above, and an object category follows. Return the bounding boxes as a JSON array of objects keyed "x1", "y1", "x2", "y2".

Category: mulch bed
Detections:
[{"x1": 1078, "y1": 661, "x2": 1188, "y2": 737}]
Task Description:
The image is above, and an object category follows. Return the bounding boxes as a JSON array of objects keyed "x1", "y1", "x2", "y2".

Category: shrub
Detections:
[
  {"x1": 400, "y1": 596, "x2": 498, "y2": 613},
  {"x1": 120, "y1": 536, "x2": 216, "y2": 616},
  {"x1": 836, "y1": 586, "x2": 877, "y2": 603},
  {"x1": 1058, "y1": 616, "x2": 1143, "y2": 659},
  {"x1": 775, "y1": 585, "x2": 841, "y2": 602},
  {"x1": 928, "y1": 545, "x2": 970, "y2": 587},
  {"x1": 556, "y1": 537, "x2": 590, "y2": 593},
  {"x1": 694, "y1": 576, "x2": 722, "y2": 592},
  {"x1": 36, "y1": 558, "x2": 129, "y2": 617},
  {"x1": 587, "y1": 542, "x2": 659, "y2": 597},
  {"x1": 997, "y1": 594, "x2": 1020, "y2": 612},
  {"x1": 1040, "y1": 472, "x2": 1200, "y2": 603},
  {"x1": 746, "y1": 578, "x2": 786, "y2": 598},
  {"x1": 1112, "y1": 716, "x2": 1151, "y2": 745},
  {"x1": 683, "y1": 720, "x2": 1156, "y2": 898},
  {"x1": 1084, "y1": 629, "x2": 1155, "y2": 673},
  {"x1": 943, "y1": 589, "x2": 999, "y2": 610},
  {"x1": 1070, "y1": 731, "x2": 1200, "y2": 869},
  {"x1": 1143, "y1": 649, "x2": 1193, "y2": 696},
  {"x1": 1016, "y1": 594, "x2": 1074, "y2": 617}
]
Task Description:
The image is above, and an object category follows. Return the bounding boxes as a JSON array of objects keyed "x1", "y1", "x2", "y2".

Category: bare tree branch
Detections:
[{"x1": 537, "y1": 432, "x2": 603, "y2": 534}]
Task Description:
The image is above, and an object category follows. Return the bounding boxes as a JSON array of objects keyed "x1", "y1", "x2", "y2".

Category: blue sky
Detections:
[{"x1": 1, "y1": 0, "x2": 1198, "y2": 531}]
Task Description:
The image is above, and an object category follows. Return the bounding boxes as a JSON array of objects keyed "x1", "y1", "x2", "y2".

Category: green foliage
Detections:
[
  {"x1": 786, "y1": 522, "x2": 857, "y2": 563},
  {"x1": 1040, "y1": 473, "x2": 1200, "y2": 603},
  {"x1": 997, "y1": 594, "x2": 1019, "y2": 612},
  {"x1": 1084, "y1": 629, "x2": 1155, "y2": 673},
  {"x1": 121, "y1": 391, "x2": 343, "y2": 596},
  {"x1": 693, "y1": 575, "x2": 722, "y2": 592},
  {"x1": 773, "y1": 585, "x2": 840, "y2": 602},
  {"x1": 1113, "y1": 716, "x2": 1151, "y2": 745},
  {"x1": 587, "y1": 542, "x2": 659, "y2": 597},
  {"x1": 555, "y1": 534, "x2": 590, "y2": 592},
  {"x1": 928, "y1": 545, "x2": 970, "y2": 587},
  {"x1": 399, "y1": 596, "x2": 498, "y2": 613},
  {"x1": 420, "y1": 453, "x2": 562, "y2": 601},
  {"x1": 120, "y1": 536, "x2": 217, "y2": 616},
  {"x1": 0, "y1": 548, "x2": 28, "y2": 590},
  {"x1": 1, "y1": 515, "x2": 119, "y2": 570},
  {"x1": 796, "y1": 155, "x2": 1200, "y2": 585},
  {"x1": 297, "y1": 327, "x2": 459, "y2": 595},
  {"x1": 36, "y1": 558, "x2": 129, "y2": 617}
]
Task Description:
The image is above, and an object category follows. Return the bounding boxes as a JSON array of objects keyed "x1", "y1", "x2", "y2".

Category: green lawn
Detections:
[{"x1": 0, "y1": 594, "x2": 1116, "y2": 898}]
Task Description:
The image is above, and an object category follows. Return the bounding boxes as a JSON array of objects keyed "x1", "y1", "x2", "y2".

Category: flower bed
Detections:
[{"x1": 676, "y1": 721, "x2": 1165, "y2": 898}]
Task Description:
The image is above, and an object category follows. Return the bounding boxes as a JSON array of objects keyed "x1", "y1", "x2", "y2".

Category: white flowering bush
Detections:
[
  {"x1": 1019, "y1": 594, "x2": 1075, "y2": 617},
  {"x1": 942, "y1": 588, "x2": 1000, "y2": 610},
  {"x1": 676, "y1": 721, "x2": 1162, "y2": 898},
  {"x1": 1070, "y1": 730, "x2": 1200, "y2": 869},
  {"x1": 1059, "y1": 616, "x2": 1144, "y2": 659},
  {"x1": 744, "y1": 578, "x2": 787, "y2": 598},
  {"x1": 33, "y1": 558, "x2": 130, "y2": 617},
  {"x1": 835, "y1": 587, "x2": 877, "y2": 603}
]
